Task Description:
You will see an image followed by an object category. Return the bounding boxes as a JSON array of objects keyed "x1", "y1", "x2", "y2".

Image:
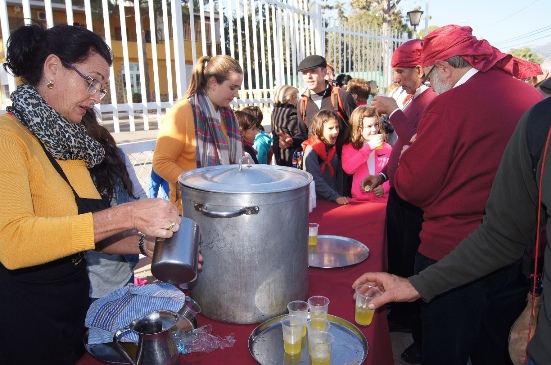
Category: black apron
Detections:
[{"x1": 0, "y1": 146, "x2": 109, "y2": 365}]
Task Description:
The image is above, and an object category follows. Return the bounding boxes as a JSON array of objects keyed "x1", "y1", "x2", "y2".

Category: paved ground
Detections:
[
  {"x1": 391, "y1": 332, "x2": 415, "y2": 365},
  {"x1": 103, "y1": 110, "x2": 275, "y2": 145},
  {"x1": 101, "y1": 117, "x2": 160, "y2": 144}
]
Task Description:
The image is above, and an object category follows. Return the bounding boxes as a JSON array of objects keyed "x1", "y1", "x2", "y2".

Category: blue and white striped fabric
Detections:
[{"x1": 85, "y1": 282, "x2": 187, "y2": 344}]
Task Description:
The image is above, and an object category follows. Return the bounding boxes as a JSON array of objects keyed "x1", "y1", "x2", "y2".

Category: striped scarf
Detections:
[{"x1": 190, "y1": 89, "x2": 243, "y2": 167}]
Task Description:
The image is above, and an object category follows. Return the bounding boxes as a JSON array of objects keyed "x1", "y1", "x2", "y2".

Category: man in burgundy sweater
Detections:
[
  {"x1": 375, "y1": 25, "x2": 542, "y2": 364},
  {"x1": 365, "y1": 39, "x2": 437, "y2": 364}
]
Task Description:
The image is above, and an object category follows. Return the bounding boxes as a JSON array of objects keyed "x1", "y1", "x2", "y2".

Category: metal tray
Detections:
[
  {"x1": 248, "y1": 314, "x2": 368, "y2": 365},
  {"x1": 308, "y1": 235, "x2": 370, "y2": 268},
  {"x1": 84, "y1": 316, "x2": 197, "y2": 364}
]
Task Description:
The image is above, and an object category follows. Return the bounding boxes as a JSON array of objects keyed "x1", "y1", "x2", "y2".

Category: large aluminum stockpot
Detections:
[{"x1": 179, "y1": 161, "x2": 312, "y2": 324}]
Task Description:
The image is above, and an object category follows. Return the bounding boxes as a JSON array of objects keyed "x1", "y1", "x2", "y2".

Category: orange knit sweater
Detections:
[
  {"x1": 152, "y1": 99, "x2": 198, "y2": 213},
  {"x1": 153, "y1": 98, "x2": 230, "y2": 213},
  {"x1": 0, "y1": 114, "x2": 97, "y2": 269}
]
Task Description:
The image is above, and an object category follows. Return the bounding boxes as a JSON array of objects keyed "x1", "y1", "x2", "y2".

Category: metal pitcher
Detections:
[
  {"x1": 114, "y1": 310, "x2": 180, "y2": 365},
  {"x1": 151, "y1": 217, "x2": 201, "y2": 285}
]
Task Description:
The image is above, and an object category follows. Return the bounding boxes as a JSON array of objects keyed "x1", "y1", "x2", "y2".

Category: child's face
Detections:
[
  {"x1": 321, "y1": 118, "x2": 340, "y2": 145},
  {"x1": 242, "y1": 127, "x2": 258, "y2": 143},
  {"x1": 361, "y1": 116, "x2": 379, "y2": 141}
]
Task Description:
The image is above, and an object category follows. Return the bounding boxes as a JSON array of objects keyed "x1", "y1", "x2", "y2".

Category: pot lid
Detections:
[{"x1": 178, "y1": 163, "x2": 313, "y2": 193}]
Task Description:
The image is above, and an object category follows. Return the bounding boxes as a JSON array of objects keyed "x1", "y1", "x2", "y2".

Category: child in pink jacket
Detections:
[{"x1": 342, "y1": 106, "x2": 391, "y2": 202}]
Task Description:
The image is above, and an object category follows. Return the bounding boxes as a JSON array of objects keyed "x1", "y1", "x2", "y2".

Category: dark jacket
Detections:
[
  {"x1": 299, "y1": 83, "x2": 357, "y2": 144},
  {"x1": 271, "y1": 103, "x2": 308, "y2": 166},
  {"x1": 409, "y1": 97, "x2": 551, "y2": 364}
]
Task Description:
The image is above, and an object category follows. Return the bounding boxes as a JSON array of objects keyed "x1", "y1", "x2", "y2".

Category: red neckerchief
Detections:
[
  {"x1": 302, "y1": 136, "x2": 336, "y2": 176},
  {"x1": 242, "y1": 138, "x2": 257, "y2": 154}
]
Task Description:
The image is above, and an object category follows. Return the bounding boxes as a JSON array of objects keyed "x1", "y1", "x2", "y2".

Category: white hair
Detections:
[{"x1": 541, "y1": 58, "x2": 551, "y2": 73}]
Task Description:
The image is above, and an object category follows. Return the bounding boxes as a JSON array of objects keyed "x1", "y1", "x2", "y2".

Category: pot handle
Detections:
[{"x1": 194, "y1": 203, "x2": 259, "y2": 218}]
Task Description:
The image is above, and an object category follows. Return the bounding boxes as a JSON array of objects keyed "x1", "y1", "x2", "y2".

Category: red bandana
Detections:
[
  {"x1": 391, "y1": 39, "x2": 423, "y2": 68},
  {"x1": 302, "y1": 136, "x2": 336, "y2": 176},
  {"x1": 421, "y1": 25, "x2": 542, "y2": 79}
]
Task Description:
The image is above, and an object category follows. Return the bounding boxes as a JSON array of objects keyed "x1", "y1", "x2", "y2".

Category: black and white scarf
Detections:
[{"x1": 6, "y1": 84, "x2": 105, "y2": 167}]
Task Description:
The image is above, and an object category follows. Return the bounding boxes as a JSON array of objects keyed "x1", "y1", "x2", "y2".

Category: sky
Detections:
[{"x1": 396, "y1": 0, "x2": 551, "y2": 53}]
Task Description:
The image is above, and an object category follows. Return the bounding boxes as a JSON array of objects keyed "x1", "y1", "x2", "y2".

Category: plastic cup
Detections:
[
  {"x1": 281, "y1": 315, "x2": 305, "y2": 356},
  {"x1": 180, "y1": 297, "x2": 201, "y2": 321},
  {"x1": 308, "y1": 331, "x2": 334, "y2": 365},
  {"x1": 287, "y1": 300, "x2": 309, "y2": 337},
  {"x1": 309, "y1": 223, "x2": 319, "y2": 246},
  {"x1": 355, "y1": 285, "x2": 382, "y2": 326},
  {"x1": 306, "y1": 319, "x2": 331, "y2": 336},
  {"x1": 308, "y1": 296, "x2": 330, "y2": 330}
]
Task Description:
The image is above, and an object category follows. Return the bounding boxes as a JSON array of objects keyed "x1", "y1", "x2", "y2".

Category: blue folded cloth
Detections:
[{"x1": 85, "y1": 282, "x2": 187, "y2": 344}]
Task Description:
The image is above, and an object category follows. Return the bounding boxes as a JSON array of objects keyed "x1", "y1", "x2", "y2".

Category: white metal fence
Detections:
[
  {"x1": 118, "y1": 140, "x2": 156, "y2": 194},
  {"x1": 0, "y1": 0, "x2": 408, "y2": 133}
]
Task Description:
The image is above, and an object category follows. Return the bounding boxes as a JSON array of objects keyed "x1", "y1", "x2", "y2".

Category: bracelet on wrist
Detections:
[{"x1": 138, "y1": 233, "x2": 148, "y2": 257}]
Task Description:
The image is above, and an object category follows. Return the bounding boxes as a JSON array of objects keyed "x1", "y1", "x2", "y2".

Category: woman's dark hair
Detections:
[
  {"x1": 235, "y1": 110, "x2": 257, "y2": 132},
  {"x1": 4, "y1": 23, "x2": 113, "y2": 86},
  {"x1": 241, "y1": 106, "x2": 263, "y2": 127},
  {"x1": 335, "y1": 74, "x2": 352, "y2": 87},
  {"x1": 81, "y1": 109, "x2": 135, "y2": 201},
  {"x1": 346, "y1": 78, "x2": 371, "y2": 102}
]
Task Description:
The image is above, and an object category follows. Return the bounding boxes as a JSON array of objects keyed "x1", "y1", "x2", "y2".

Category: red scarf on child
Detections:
[{"x1": 301, "y1": 136, "x2": 337, "y2": 176}]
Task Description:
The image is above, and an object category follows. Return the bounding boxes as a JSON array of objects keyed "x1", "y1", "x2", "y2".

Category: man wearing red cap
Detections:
[
  {"x1": 363, "y1": 38, "x2": 437, "y2": 364},
  {"x1": 355, "y1": 25, "x2": 542, "y2": 365}
]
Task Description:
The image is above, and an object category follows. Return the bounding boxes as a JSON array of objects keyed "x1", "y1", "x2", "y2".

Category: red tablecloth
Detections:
[{"x1": 78, "y1": 200, "x2": 392, "y2": 365}]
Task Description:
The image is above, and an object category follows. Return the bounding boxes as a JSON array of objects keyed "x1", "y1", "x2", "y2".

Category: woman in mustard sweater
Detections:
[
  {"x1": 0, "y1": 24, "x2": 181, "y2": 364},
  {"x1": 153, "y1": 55, "x2": 244, "y2": 213}
]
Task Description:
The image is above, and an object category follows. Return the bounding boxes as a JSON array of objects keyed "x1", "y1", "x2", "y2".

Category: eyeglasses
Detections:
[
  {"x1": 422, "y1": 66, "x2": 435, "y2": 85},
  {"x1": 62, "y1": 61, "x2": 107, "y2": 100}
]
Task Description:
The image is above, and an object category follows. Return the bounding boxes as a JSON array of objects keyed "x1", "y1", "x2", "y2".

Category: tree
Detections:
[
  {"x1": 324, "y1": 0, "x2": 410, "y2": 33},
  {"x1": 322, "y1": 0, "x2": 411, "y2": 78},
  {"x1": 415, "y1": 25, "x2": 439, "y2": 40},
  {"x1": 510, "y1": 47, "x2": 544, "y2": 65}
]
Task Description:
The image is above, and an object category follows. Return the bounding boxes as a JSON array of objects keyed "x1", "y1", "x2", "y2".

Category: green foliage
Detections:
[
  {"x1": 324, "y1": 0, "x2": 411, "y2": 33},
  {"x1": 510, "y1": 47, "x2": 544, "y2": 64},
  {"x1": 415, "y1": 25, "x2": 439, "y2": 39}
]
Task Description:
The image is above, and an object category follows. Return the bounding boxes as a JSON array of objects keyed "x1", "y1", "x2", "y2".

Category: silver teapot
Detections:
[{"x1": 114, "y1": 310, "x2": 180, "y2": 365}]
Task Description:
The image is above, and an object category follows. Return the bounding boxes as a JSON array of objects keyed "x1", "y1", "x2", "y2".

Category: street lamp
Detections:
[{"x1": 407, "y1": 10, "x2": 424, "y2": 32}]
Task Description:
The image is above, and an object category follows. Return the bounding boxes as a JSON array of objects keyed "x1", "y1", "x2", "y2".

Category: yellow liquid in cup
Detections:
[
  {"x1": 310, "y1": 313, "x2": 327, "y2": 330},
  {"x1": 355, "y1": 305, "x2": 375, "y2": 326},
  {"x1": 302, "y1": 325, "x2": 307, "y2": 337},
  {"x1": 311, "y1": 357, "x2": 331, "y2": 365},
  {"x1": 309, "y1": 235, "x2": 318, "y2": 246},
  {"x1": 283, "y1": 339, "x2": 301, "y2": 355},
  {"x1": 310, "y1": 344, "x2": 331, "y2": 365}
]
